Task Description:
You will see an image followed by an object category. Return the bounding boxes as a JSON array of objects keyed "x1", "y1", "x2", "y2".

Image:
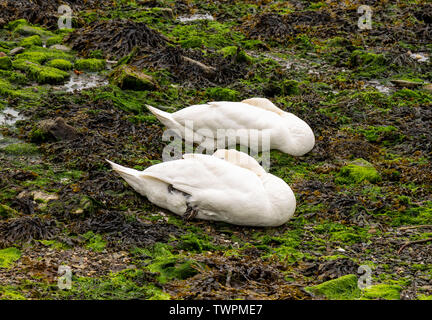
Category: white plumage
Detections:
[
  {"x1": 107, "y1": 149, "x2": 296, "y2": 227},
  {"x1": 147, "y1": 97, "x2": 315, "y2": 156}
]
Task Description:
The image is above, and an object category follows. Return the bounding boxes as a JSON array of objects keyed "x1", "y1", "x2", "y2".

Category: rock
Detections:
[
  {"x1": 8, "y1": 47, "x2": 25, "y2": 56},
  {"x1": 49, "y1": 44, "x2": 71, "y2": 52},
  {"x1": 390, "y1": 79, "x2": 423, "y2": 88},
  {"x1": 0, "y1": 52, "x2": 6, "y2": 57},
  {"x1": 182, "y1": 56, "x2": 216, "y2": 77},
  {"x1": 305, "y1": 274, "x2": 361, "y2": 300},
  {"x1": 109, "y1": 65, "x2": 157, "y2": 91},
  {"x1": 338, "y1": 158, "x2": 381, "y2": 184},
  {"x1": 38, "y1": 117, "x2": 79, "y2": 141},
  {"x1": 74, "y1": 58, "x2": 106, "y2": 72},
  {"x1": 422, "y1": 84, "x2": 432, "y2": 92}
]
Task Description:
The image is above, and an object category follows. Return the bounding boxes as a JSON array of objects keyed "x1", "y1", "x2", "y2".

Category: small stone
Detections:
[
  {"x1": 0, "y1": 52, "x2": 6, "y2": 57},
  {"x1": 422, "y1": 84, "x2": 432, "y2": 92},
  {"x1": 109, "y1": 65, "x2": 157, "y2": 91},
  {"x1": 49, "y1": 44, "x2": 71, "y2": 52},
  {"x1": 390, "y1": 79, "x2": 423, "y2": 88},
  {"x1": 38, "y1": 117, "x2": 78, "y2": 141},
  {"x1": 8, "y1": 47, "x2": 25, "y2": 56}
]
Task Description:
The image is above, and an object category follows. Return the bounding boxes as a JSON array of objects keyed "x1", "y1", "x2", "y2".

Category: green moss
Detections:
[
  {"x1": 13, "y1": 60, "x2": 69, "y2": 84},
  {"x1": 337, "y1": 159, "x2": 381, "y2": 184},
  {"x1": 218, "y1": 46, "x2": 253, "y2": 63},
  {"x1": 0, "y1": 286, "x2": 26, "y2": 300},
  {"x1": 13, "y1": 24, "x2": 54, "y2": 38},
  {"x1": 361, "y1": 284, "x2": 401, "y2": 300},
  {"x1": 61, "y1": 269, "x2": 170, "y2": 300},
  {"x1": 0, "y1": 204, "x2": 18, "y2": 219},
  {"x1": 19, "y1": 35, "x2": 42, "y2": 47},
  {"x1": 140, "y1": 243, "x2": 198, "y2": 284},
  {"x1": 305, "y1": 274, "x2": 361, "y2": 300},
  {"x1": 0, "y1": 247, "x2": 21, "y2": 268},
  {"x1": 0, "y1": 56, "x2": 12, "y2": 70},
  {"x1": 205, "y1": 87, "x2": 240, "y2": 101},
  {"x1": 46, "y1": 35, "x2": 64, "y2": 47},
  {"x1": 6, "y1": 19, "x2": 28, "y2": 31},
  {"x1": 75, "y1": 59, "x2": 106, "y2": 72},
  {"x1": 46, "y1": 59, "x2": 72, "y2": 71},
  {"x1": 359, "y1": 125, "x2": 404, "y2": 145},
  {"x1": 176, "y1": 233, "x2": 218, "y2": 252},
  {"x1": 281, "y1": 79, "x2": 300, "y2": 95},
  {"x1": 82, "y1": 231, "x2": 107, "y2": 252},
  {"x1": 15, "y1": 52, "x2": 48, "y2": 64},
  {"x1": 314, "y1": 222, "x2": 371, "y2": 244},
  {"x1": 349, "y1": 50, "x2": 388, "y2": 78},
  {"x1": 2, "y1": 143, "x2": 39, "y2": 156},
  {"x1": 109, "y1": 65, "x2": 156, "y2": 91}
]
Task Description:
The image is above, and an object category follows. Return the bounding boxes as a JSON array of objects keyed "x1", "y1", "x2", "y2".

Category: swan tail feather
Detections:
[{"x1": 146, "y1": 105, "x2": 178, "y2": 129}]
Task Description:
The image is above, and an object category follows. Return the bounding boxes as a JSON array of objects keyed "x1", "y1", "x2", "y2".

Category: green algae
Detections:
[
  {"x1": 1, "y1": 143, "x2": 39, "y2": 156},
  {"x1": 205, "y1": 87, "x2": 240, "y2": 101},
  {"x1": 75, "y1": 58, "x2": 106, "y2": 72},
  {"x1": 19, "y1": 35, "x2": 43, "y2": 47},
  {"x1": 46, "y1": 36, "x2": 64, "y2": 47},
  {"x1": 0, "y1": 56, "x2": 12, "y2": 70},
  {"x1": 109, "y1": 65, "x2": 156, "y2": 91},
  {"x1": 305, "y1": 274, "x2": 361, "y2": 300},
  {"x1": 349, "y1": 50, "x2": 388, "y2": 79},
  {"x1": 138, "y1": 243, "x2": 199, "y2": 284},
  {"x1": 82, "y1": 231, "x2": 107, "y2": 252},
  {"x1": 46, "y1": 59, "x2": 72, "y2": 71},
  {"x1": 0, "y1": 204, "x2": 18, "y2": 219},
  {"x1": 337, "y1": 159, "x2": 381, "y2": 184},
  {"x1": 0, "y1": 247, "x2": 21, "y2": 268},
  {"x1": 60, "y1": 269, "x2": 170, "y2": 300},
  {"x1": 0, "y1": 286, "x2": 26, "y2": 300},
  {"x1": 361, "y1": 284, "x2": 401, "y2": 300}
]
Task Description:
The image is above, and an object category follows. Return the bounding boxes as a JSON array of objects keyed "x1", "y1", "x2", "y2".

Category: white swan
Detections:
[
  {"x1": 106, "y1": 149, "x2": 296, "y2": 227},
  {"x1": 147, "y1": 97, "x2": 315, "y2": 156}
]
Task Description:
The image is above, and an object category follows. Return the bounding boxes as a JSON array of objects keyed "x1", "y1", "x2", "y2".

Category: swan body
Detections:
[
  {"x1": 107, "y1": 149, "x2": 296, "y2": 227},
  {"x1": 147, "y1": 97, "x2": 315, "y2": 156}
]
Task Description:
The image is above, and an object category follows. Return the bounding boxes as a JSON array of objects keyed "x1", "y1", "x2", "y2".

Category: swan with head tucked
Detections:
[
  {"x1": 106, "y1": 149, "x2": 296, "y2": 227},
  {"x1": 146, "y1": 97, "x2": 315, "y2": 156}
]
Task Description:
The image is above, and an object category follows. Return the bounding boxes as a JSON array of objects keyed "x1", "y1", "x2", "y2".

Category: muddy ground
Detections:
[{"x1": 0, "y1": 0, "x2": 431, "y2": 300}]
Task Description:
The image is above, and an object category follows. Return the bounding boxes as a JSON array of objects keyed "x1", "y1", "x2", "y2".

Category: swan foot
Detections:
[{"x1": 183, "y1": 206, "x2": 198, "y2": 221}]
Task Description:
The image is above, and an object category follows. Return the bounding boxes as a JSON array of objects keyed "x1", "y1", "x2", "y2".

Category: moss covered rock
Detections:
[
  {"x1": 109, "y1": 65, "x2": 157, "y2": 91},
  {"x1": 361, "y1": 284, "x2": 401, "y2": 300},
  {"x1": 305, "y1": 274, "x2": 361, "y2": 300},
  {"x1": 0, "y1": 56, "x2": 12, "y2": 70},
  {"x1": 338, "y1": 159, "x2": 381, "y2": 184},
  {"x1": 75, "y1": 58, "x2": 106, "y2": 72},
  {"x1": 19, "y1": 35, "x2": 42, "y2": 47},
  {"x1": 46, "y1": 59, "x2": 72, "y2": 71}
]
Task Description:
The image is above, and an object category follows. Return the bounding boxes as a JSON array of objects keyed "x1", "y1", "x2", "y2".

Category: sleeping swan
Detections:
[
  {"x1": 147, "y1": 97, "x2": 315, "y2": 156},
  {"x1": 107, "y1": 149, "x2": 296, "y2": 227}
]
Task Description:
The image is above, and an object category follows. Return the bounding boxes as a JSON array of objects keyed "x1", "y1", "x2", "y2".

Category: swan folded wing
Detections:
[
  {"x1": 141, "y1": 156, "x2": 267, "y2": 209},
  {"x1": 172, "y1": 103, "x2": 279, "y2": 138},
  {"x1": 240, "y1": 98, "x2": 285, "y2": 115}
]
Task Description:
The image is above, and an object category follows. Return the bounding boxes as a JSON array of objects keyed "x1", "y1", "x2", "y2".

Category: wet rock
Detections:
[
  {"x1": 109, "y1": 65, "x2": 157, "y2": 91},
  {"x1": 38, "y1": 117, "x2": 78, "y2": 141},
  {"x1": 8, "y1": 47, "x2": 25, "y2": 56},
  {"x1": 391, "y1": 79, "x2": 423, "y2": 88},
  {"x1": 49, "y1": 44, "x2": 71, "y2": 52},
  {"x1": 422, "y1": 84, "x2": 432, "y2": 92},
  {"x1": 337, "y1": 159, "x2": 381, "y2": 184}
]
